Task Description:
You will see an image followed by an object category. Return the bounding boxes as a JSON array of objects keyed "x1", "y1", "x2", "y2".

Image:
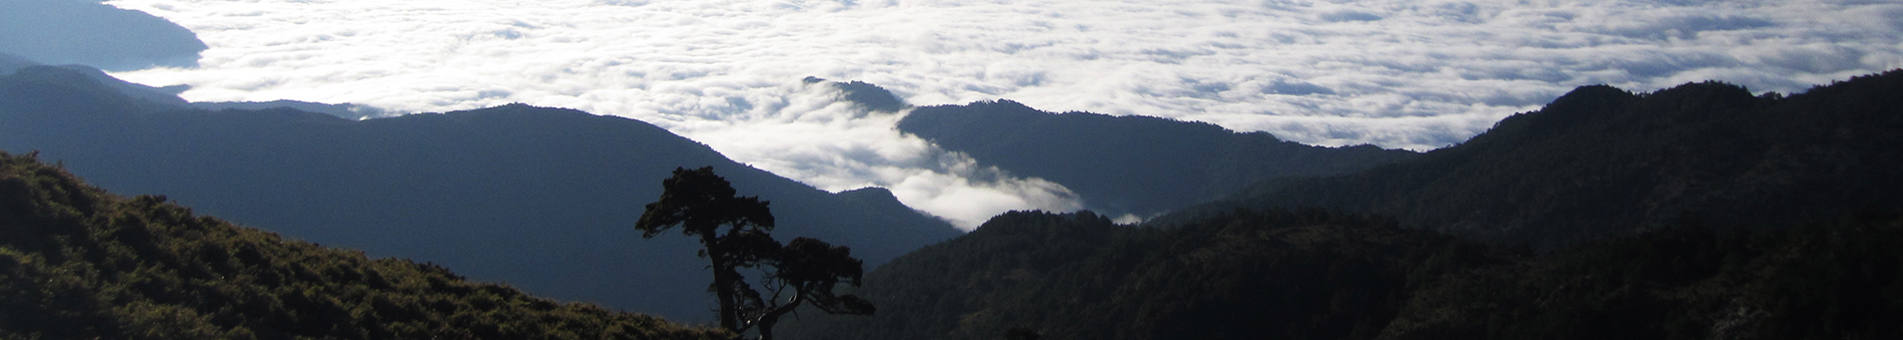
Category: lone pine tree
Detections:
[{"x1": 636, "y1": 167, "x2": 873, "y2": 339}]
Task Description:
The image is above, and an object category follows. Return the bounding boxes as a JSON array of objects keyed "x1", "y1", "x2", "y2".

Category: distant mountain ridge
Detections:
[
  {"x1": 1189, "y1": 70, "x2": 1903, "y2": 248},
  {"x1": 0, "y1": 0, "x2": 206, "y2": 70},
  {"x1": 0, "y1": 65, "x2": 963, "y2": 321},
  {"x1": 788, "y1": 70, "x2": 1903, "y2": 340},
  {"x1": 0, "y1": 56, "x2": 190, "y2": 110},
  {"x1": 1, "y1": 54, "x2": 387, "y2": 120},
  {"x1": 898, "y1": 99, "x2": 1419, "y2": 219}
]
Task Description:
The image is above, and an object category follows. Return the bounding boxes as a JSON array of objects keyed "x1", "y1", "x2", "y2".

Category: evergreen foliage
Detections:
[
  {"x1": 636, "y1": 167, "x2": 873, "y2": 339},
  {"x1": 0, "y1": 152, "x2": 725, "y2": 339}
]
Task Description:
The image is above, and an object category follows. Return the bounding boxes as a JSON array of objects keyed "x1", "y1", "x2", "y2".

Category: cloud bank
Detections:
[
  {"x1": 681, "y1": 80, "x2": 1084, "y2": 228},
  {"x1": 97, "y1": 0, "x2": 1903, "y2": 227}
]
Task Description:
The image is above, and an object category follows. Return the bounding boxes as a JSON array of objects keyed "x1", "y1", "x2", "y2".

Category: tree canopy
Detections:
[{"x1": 637, "y1": 167, "x2": 873, "y2": 339}]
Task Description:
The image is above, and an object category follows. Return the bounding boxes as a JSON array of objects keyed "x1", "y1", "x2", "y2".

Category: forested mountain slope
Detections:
[
  {"x1": 787, "y1": 209, "x2": 1903, "y2": 340},
  {"x1": 0, "y1": 65, "x2": 962, "y2": 321},
  {"x1": 1188, "y1": 70, "x2": 1903, "y2": 248},
  {"x1": 783, "y1": 210, "x2": 1487, "y2": 340},
  {"x1": 0, "y1": 152, "x2": 724, "y2": 339},
  {"x1": 789, "y1": 70, "x2": 1903, "y2": 339}
]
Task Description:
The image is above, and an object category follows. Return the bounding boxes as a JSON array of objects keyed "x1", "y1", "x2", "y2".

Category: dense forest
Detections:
[
  {"x1": 1187, "y1": 70, "x2": 1903, "y2": 248},
  {"x1": 786, "y1": 209, "x2": 1903, "y2": 340},
  {"x1": 0, "y1": 151, "x2": 723, "y2": 339},
  {"x1": 899, "y1": 99, "x2": 1419, "y2": 219},
  {"x1": 0, "y1": 64, "x2": 961, "y2": 321},
  {"x1": 786, "y1": 70, "x2": 1903, "y2": 339},
  {"x1": 780, "y1": 210, "x2": 1482, "y2": 339}
]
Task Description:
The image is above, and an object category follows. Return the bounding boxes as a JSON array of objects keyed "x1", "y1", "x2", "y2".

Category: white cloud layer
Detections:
[
  {"x1": 100, "y1": 0, "x2": 1903, "y2": 227},
  {"x1": 681, "y1": 81, "x2": 1084, "y2": 229}
]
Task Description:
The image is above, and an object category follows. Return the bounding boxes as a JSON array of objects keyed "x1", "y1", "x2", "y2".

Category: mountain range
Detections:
[
  {"x1": 819, "y1": 79, "x2": 1420, "y2": 221},
  {"x1": 784, "y1": 69, "x2": 1903, "y2": 339},
  {"x1": 0, "y1": 61, "x2": 962, "y2": 321},
  {"x1": 897, "y1": 99, "x2": 1420, "y2": 219},
  {"x1": 1194, "y1": 71, "x2": 1903, "y2": 248},
  {"x1": 4, "y1": 47, "x2": 1900, "y2": 339}
]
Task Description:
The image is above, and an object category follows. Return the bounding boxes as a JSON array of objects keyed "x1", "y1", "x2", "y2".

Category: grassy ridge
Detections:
[{"x1": 0, "y1": 152, "x2": 724, "y2": 339}]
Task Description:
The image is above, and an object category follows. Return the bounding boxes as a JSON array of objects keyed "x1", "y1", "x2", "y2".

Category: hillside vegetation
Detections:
[
  {"x1": 788, "y1": 209, "x2": 1903, "y2": 339},
  {"x1": 788, "y1": 70, "x2": 1903, "y2": 339},
  {"x1": 0, "y1": 152, "x2": 724, "y2": 339},
  {"x1": 782, "y1": 210, "x2": 1486, "y2": 339},
  {"x1": 1204, "y1": 70, "x2": 1903, "y2": 248}
]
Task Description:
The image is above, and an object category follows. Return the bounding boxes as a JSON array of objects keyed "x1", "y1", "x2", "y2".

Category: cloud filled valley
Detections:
[{"x1": 77, "y1": 0, "x2": 1903, "y2": 228}]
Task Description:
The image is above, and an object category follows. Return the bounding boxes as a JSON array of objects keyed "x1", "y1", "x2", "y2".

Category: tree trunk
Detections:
[
  {"x1": 754, "y1": 291, "x2": 803, "y2": 340},
  {"x1": 705, "y1": 234, "x2": 739, "y2": 331}
]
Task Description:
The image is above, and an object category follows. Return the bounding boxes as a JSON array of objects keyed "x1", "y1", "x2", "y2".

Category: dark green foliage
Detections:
[
  {"x1": 0, "y1": 152, "x2": 725, "y2": 339},
  {"x1": 637, "y1": 166, "x2": 780, "y2": 331},
  {"x1": 636, "y1": 167, "x2": 872, "y2": 339},
  {"x1": 899, "y1": 99, "x2": 1419, "y2": 218},
  {"x1": 787, "y1": 211, "x2": 1903, "y2": 340},
  {"x1": 1385, "y1": 215, "x2": 1903, "y2": 340},
  {"x1": 782, "y1": 210, "x2": 1484, "y2": 340},
  {"x1": 1199, "y1": 69, "x2": 1903, "y2": 248}
]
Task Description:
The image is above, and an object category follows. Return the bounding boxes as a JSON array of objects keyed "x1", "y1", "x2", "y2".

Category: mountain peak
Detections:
[
  {"x1": 1546, "y1": 84, "x2": 1639, "y2": 114},
  {"x1": 968, "y1": 98, "x2": 1037, "y2": 113},
  {"x1": 1216, "y1": 69, "x2": 1903, "y2": 248},
  {"x1": 1642, "y1": 80, "x2": 1760, "y2": 111},
  {"x1": 835, "y1": 80, "x2": 907, "y2": 112},
  {"x1": 803, "y1": 76, "x2": 908, "y2": 112},
  {"x1": 838, "y1": 186, "x2": 897, "y2": 199},
  {"x1": 968, "y1": 210, "x2": 1116, "y2": 237}
]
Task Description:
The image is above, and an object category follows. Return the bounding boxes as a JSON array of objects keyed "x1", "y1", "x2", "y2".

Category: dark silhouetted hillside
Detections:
[
  {"x1": 0, "y1": 151, "x2": 724, "y2": 339},
  {"x1": 1379, "y1": 214, "x2": 1903, "y2": 340},
  {"x1": 0, "y1": 66, "x2": 962, "y2": 321},
  {"x1": 789, "y1": 210, "x2": 1903, "y2": 340},
  {"x1": 0, "y1": 0, "x2": 206, "y2": 71},
  {"x1": 899, "y1": 99, "x2": 1419, "y2": 219},
  {"x1": 791, "y1": 70, "x2": 1903, "y2": 339},
  {"x1": 1189, "y1": 70, "x2": 1903, "y2": 248},
  {"x1": 782, "y1": 210, "x2": 1485, "y2": 340}
]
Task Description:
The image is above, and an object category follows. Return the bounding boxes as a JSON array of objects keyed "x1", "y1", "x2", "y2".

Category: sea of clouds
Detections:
[{"x1": 100, "y1": 0, "x2": 1903, "y2": 229}]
